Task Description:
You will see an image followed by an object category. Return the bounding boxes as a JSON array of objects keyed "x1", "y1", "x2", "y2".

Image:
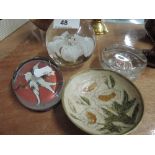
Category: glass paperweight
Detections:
[
  {"x1": 46, "y1": 20, "x2": 96, "y2": 68},
  {"x1": 12, "y1": 57, "x2": 63, "y2": 111},
  {"x1": 99, "y1": 44, "x2": 147, "y2": 80}
]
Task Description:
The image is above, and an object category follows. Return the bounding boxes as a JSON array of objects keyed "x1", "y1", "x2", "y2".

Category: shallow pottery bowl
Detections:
[{"x1": 62, "y1": 69, "x2": 144, "y2": 135}]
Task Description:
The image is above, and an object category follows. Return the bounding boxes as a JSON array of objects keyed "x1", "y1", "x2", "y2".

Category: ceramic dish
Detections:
[{"x1": 62, "y1": 69, "x2": 144, "y2": 134}]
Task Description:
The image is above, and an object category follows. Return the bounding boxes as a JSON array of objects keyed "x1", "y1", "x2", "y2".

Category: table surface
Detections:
[{"x1": 0, "y1": 21, "x2": 155, "y2": 135}]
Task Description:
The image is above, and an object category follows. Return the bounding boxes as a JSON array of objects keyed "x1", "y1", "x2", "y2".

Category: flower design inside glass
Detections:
[
  {"x1": 47, "y1": 31, "x2": 95, "y2": 65},
  {"x1": 13, "y1": 60, "x2": 63, "y2": 106}
]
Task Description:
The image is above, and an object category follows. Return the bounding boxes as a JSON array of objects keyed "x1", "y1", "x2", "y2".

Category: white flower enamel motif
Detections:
[{"x1": 24, "y1": 63, "x2": 56, "y2": 105}]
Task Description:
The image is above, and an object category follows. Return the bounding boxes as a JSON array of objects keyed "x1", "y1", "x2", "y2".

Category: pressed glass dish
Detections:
[{"x1": 99, "y1": 44, "x2": 147, "y2": 80}]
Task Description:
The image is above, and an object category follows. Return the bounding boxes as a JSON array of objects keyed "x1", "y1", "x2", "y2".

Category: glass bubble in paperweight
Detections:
[
  {"x1": 46, "y1": 20, "x2": 96, "y2": 68},
  {"x1": 100, "y1": 44, "x2": 147, "y2": 80}
]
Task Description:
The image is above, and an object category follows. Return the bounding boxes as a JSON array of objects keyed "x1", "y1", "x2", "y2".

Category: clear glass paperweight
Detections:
[
  {"x1": 46, "y1": 20, "x2": 96, "y2": 68},
  {"x1": 99, "y1": 44, "x2": 147, "y2": 80}
]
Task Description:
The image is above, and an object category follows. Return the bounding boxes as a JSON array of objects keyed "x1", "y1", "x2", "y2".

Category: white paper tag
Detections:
[
  {"x1": 53, "y1": 19, "x2": 80, "y2": 29},
  {"x1": 34, "y1": 66, "x2": 55, "y2": 78}
]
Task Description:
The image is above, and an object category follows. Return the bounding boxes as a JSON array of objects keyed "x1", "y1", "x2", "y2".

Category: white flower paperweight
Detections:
[{"x1": 46, "y1": 20, "x2": 96, "y2": 67}]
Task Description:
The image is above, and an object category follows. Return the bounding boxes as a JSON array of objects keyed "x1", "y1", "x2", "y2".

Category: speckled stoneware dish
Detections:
[{"x1": 62, "y1": 69, "x2": 144, "y2": 135}]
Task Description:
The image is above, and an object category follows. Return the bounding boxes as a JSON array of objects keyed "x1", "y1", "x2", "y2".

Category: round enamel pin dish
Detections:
[{"x1": 12, "y1": 57, "x2": 63, "y2": 111}]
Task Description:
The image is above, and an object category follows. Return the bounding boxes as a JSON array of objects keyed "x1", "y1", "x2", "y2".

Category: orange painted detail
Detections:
[
  {"x1": 86, "y1": 112, "x2": 97, "y2": 124},
  {"x1": 98, "y1": 92, "x2": 116, "y2": 102}
]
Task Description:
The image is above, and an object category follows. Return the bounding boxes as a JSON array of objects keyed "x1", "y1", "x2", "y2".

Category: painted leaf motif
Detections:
[
  {"x1": 104, "y1": 75, "x2": 115, "y2": 89},
  {"x1": 80, "y1": 96, "x2": 90, "y2": 105},
  {"x1": 98, "y1": 122, "x2": 121, "y2": 133},
  {"x1": 112, "y1": 101, "x2": 123, "y2": 113},
  {"x1": 70, "y1": 113, "x2": 81, "y2": 121},
  {"x1": 118, "y1": 113, "x2": 134, "y2": 124},
  {"x1": 122, "y1": 90, "x2": 129, "y2": 105},
  {"x1": 104, "y1": 78, "x2": 110, "y2": 89},
  {"x1": 101, "y1": 95, "x2": 139, "y2": 133},
  {"x1": 68, "y1": 100, "x2": 77, "y2": 113},
  {"x1": 101, "y1": 107, "x2": 118, "y2": 120},
  {"x1": 124, "y1": 98, "x2": 136, "y2": 112},
  {"x1": 83, "y1": 82, "x2": 97, "y2": 92},
  {"x1": 109, "y1": 75, "x2": 115, "y2": 88},
  {"x1": 131, "y1": 103, "x2": 139, "y2": 123}
]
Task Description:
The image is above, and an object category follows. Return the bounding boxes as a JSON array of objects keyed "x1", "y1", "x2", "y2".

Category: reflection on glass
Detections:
[
  {"x1": 124, "y1": 35, "x2": 132, "y2": 46},
  {"x1": 129, "y1": 19, "x2": 141, "y2": 24},
  {"x1": 103, "y1": 19, "x2": 144, "y2": 24}
]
